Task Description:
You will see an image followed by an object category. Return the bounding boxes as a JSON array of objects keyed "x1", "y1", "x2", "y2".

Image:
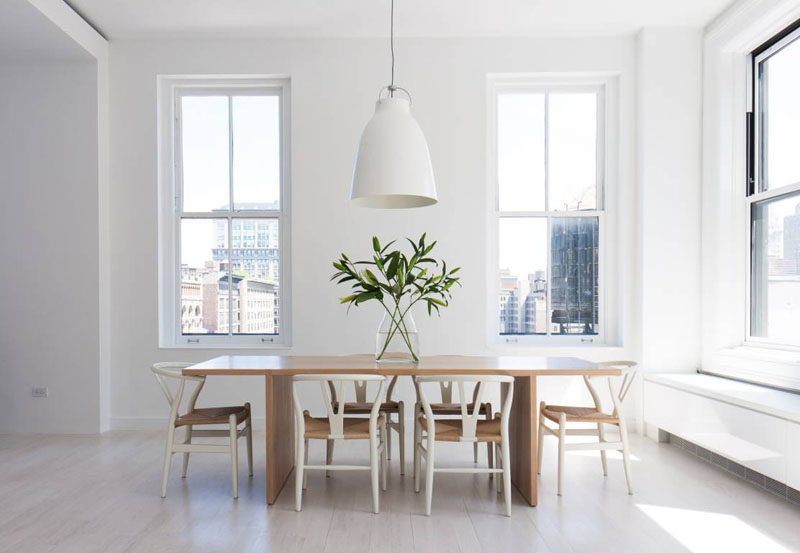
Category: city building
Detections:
[
  {"x1": 180, "y1": 265, "x2": 204, "y2": 333},
  {"x1": 550, "y1": 218, "x2": 599, "y2": 335}
]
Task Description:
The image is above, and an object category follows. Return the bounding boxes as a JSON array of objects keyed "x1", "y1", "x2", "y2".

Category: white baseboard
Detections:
[{"x1": 110, "y1": 416, "x2": 266, "y2": 431}]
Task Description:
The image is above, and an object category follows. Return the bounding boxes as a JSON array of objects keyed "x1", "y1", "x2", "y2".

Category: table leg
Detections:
[
  {"x1": 509, "y1": 375, "x2": 538, "y2": 506},
  {"x1": 266, "y1": 374, "x2": 294, "y2": 505}
]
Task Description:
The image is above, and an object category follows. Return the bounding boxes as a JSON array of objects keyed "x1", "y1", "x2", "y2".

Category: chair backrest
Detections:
[
  {"x1": 414, "y1": 375, "x2": 514, "y2": 442},
  {"x1": 412, "y1": 378, "x2": 484, "y2": 406},
  {"x1": 151, "y1": 362, "x2": 206, "y2": 423},
  {"x1": 327, "y1": 374, "x2": 400, "y2": 404},
  {"x1": 583, "y1": 361, "x2": 638, "y2": 417},
  {"x1": 293, "y1": 374, "x2": 387, "y2": 440}
]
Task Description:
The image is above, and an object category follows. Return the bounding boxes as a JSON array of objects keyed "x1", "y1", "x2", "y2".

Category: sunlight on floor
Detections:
[
  {"x1": 637, "y1": 504, "x2": 792, "y2": 553},
  {"x1": 569, "y1": 449, "x2": 641, "y2": 461}
]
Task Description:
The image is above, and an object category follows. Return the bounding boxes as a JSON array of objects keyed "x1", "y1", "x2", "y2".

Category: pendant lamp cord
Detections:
[{"x1": 389, "y1": 0, "x2": 395, "y2": 97}]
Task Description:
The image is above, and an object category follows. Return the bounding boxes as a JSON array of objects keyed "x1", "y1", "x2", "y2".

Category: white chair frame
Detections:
[
  {"x1": 152, "y1": 362, "x2": 253, "y2": 499},
  {"x1": 293, "y1": 374, "x2": 388, "y2": 513},
  {"x1": 414, "y1": 375, "x2": 515, "y2": 516},
  {"x1": 326, "y1": 374, "x2": 406, "y2": 475},
  {"x1": 538, "y1": 361, "x2": 637, "y2": 496},
  {"x1": 412, "y1": 379, "x2": 495, "y2": 475}
]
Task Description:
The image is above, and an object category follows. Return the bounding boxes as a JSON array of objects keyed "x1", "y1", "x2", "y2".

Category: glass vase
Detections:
[{"x1": 375, "y1": 310, "x2": 419, "y2": 363}]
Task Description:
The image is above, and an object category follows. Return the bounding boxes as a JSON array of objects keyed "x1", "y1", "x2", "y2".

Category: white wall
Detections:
[
  {"x1": 636, "y1": 28, "x2": 703, "y2": 374},
  {"x1": 0, "y1": 61, "x2": 100, "y2": 433},
  {"x1": 109, "y1": 36, "x2": 646, "y2": 429}
]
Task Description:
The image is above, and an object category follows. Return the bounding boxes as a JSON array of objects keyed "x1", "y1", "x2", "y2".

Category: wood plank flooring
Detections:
[{"x1": 1, "y1": 431, "x2": 798, "y2": 553}]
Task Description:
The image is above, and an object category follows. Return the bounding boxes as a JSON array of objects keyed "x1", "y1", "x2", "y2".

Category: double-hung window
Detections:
[
  {"x1": 490, "y1": 79, "x2": 607, "y2": 344},
  {"x1": 158, "y1": 77, "x2": 291, "y2": 347},
  {"x1": 748, "y1": 23, "x2": 800, "y2": 348}
]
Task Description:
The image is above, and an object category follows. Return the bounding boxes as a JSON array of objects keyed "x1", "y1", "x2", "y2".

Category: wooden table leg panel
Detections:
[
  {"x1": 509, "y1": 375, "x2": 538, "y2": 506},
  {"x1": 265, "y1": 374, "x2": 295, "y2": 505}
]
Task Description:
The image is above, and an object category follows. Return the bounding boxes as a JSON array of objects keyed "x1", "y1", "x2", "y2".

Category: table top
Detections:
[{"x1": 183, "y1": 354, "x2": 619, "y2": 377}]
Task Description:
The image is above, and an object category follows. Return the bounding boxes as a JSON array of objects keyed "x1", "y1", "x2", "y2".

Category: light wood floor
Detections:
[{"x1": 1, "y1": 430, "x2": 799, "y2": 553}]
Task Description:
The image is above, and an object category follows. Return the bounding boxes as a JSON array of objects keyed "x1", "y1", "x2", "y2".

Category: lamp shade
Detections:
[{"x1": 350, "y1": 97, "x2": 437, "y2": 208}]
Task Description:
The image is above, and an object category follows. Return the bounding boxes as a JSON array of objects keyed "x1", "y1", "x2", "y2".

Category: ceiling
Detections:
[
  {"x1": 67, "y1": 0, "x2": 734, "y2": 39},
  {"x1": 0, "y1": 0, "x2": 91, "y2": 61}
]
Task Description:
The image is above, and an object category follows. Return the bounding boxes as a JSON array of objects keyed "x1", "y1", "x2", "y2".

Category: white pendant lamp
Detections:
[{"x1": 350, "y1": 0, "x2": 437, "y2": 208}]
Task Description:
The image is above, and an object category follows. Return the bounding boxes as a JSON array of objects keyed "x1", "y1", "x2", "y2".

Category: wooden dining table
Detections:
[{"x1": 183, "y1": 354, "x2": 618, "y2": 507}]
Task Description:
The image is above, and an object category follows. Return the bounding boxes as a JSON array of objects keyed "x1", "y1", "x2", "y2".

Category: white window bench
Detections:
[{"x1": 644, "y1": 373, "x2": 800, "y2": 493}]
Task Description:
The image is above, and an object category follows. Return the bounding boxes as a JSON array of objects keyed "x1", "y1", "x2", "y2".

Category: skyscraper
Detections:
[{"x1": 550, "y1": 217, "x2": 599, "y2": 335}]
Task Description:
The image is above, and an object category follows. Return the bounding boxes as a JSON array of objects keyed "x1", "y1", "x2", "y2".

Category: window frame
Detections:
[
  {"x1": 745, "y1": 23, "x2": 800, "y2": 351},
  {"x1": 487, "y1": 75, "x2": 614, "y2": 347},
  {"x1": 157, "y1": 76, "x2": 292, "y2": 349}
]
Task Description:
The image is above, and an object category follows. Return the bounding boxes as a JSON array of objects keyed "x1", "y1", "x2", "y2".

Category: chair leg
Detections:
[
  {"x1": 398, "y1": 402, "x2": 406, "y2": 476},
  {"x1": 501, "y1": 438, "x2": 511, "y2": 516},
  {"x1": 424, "y1": 433, "x2": 435, "y2": 516},
  {"x1": 386, "y1": 413, "x2": 392, "y2": 461},
  {"x1": 326, "y1": 439, "x2": 334, "y2": 478},
  {"x1": 160, "y1": 423, "x2": 176, "y2": 498},
  {"x1": 473, "y1": 442, "x2": 479, "y2": 463},
  {"x1": 619, "y1": 420, "x2": 633, "y2": 495},
  {"x1": 597, "y1": 422, "x2": 608, "y2": 477},
  {"x1": 229, "y1": 414, "x2": 238, "y2": 499},
  {"x1": 181, "y1": 425, "x2": 192, "y2": 478},
  {"x1": 537, "y1": 402, "x2": 545, "y2": 475},
  {"x1": 295, "y1": 435, "x2": 305, "y2": 512},
  {"x1": 381, "y1": 423, "x2": 388, "y2": 491},
  {"x1": 487, "y1": 409, "x2": 494, "y2": 479},
  {"x1": 246, "y1": 421, "x2": 254, "y2": 477},
  {"x1": 370, "y1": 430, "x2": 380, "y2": 514},
  {"x1": 495, "y1": 442, "x2": 502, "y2": 494},
  {"x1": 557, "y1": 413, "x2": 566, "y2": 496},
  {"x1": 303, "y1": 439, "x2": 309, "y2": 490},
  {"x1": 413, "y1": 407, "x2": 421, "y2": 493}
]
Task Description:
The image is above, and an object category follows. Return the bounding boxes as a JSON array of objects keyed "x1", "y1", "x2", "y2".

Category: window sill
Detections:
[
  {"x1": 159, "y1": 341, "x2": 292, "y2": 350},
  {"x1": 644, "y1": 372, "x2": 800, "y2": 423},
  {"x1": 704, "y1": 345, "x2": 800, "y2": 392}
]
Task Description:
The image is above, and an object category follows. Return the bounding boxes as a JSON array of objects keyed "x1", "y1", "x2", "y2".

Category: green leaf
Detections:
[
  {"x1": 386, "y1": 255, "x2": 399, "y2": 280},
  {"x1": 372, "y1": 236, "x2": 381, "y2": 252},
  {"x1": 355, "y1": 290, "x2": 382, "y2": 304},
  {"x1": 363, "y1": 269, "x2": 378, "y2": 286},
  {"x1": 339, "y1": 294, "x2": 358, "y2": 304},
  {"x1": 380, "y1": 240, "x2": 396, "y2": 254}
]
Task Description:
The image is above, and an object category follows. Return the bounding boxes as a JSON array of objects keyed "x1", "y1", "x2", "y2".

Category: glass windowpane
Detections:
[
  {"x1": 759, "y1": 36, "x2": 800, "y2": 191},
  {"x1": 498, "y1": 218, "x2": 548, "y2": 335},
  {"x1": 550, "y1": 217, "x2": 599, "y2": 335},
  {"x1": 181, "y1": 96, "x2": 230, "y2": 212},
  {"x1": 230, "y1": 218, "x2": 280, "y2": 335},
  {"x1": 548, "y1": 93, "x2": 598, "y2": 211},
  {"x1": 180, "y1": 219, "x2": 229, "y2": 335},
  {"x1": 750, "y1": 192, "x2": 800, "y2": 344},
  {"x1": 498, "y1": 94, "x2": 545, "y2": 211},
  {"x1": 232, "y1": 96, "x2": 281, "y2": 210}
]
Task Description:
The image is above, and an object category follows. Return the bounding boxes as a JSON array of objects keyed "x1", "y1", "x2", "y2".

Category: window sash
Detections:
[
  {"x1": 159, "y1": 77, "x2": 290, "y2": 348},
  {"x1": 752, "y1": 25, "x2": 800, "y2": 196},
  {"x1": 491, "y1": 81, "x2": 607, "y2": 344},
  {"x1": 747, "y1": 24, "x2": 800, "y2": 349}
]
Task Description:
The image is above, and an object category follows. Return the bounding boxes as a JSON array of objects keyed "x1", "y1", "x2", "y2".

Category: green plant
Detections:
[{"x1": 331, "y1": 233, "x2": 461, "y2": 362}]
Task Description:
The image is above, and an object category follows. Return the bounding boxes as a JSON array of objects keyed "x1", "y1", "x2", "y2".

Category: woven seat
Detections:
[
  {"x1": 175, "y1": 405, "x2": 250, "y2": 427},
  {"x1": 541, "y1": 405, "x2": 619, "y2": 425},
  {"x1": 303, "y1": 413, "x2": 386, "y2": 440},
  {"x1": 417, "y1": 415, "x2": 502, "y2": 442},
  {"x1": 428, "y1": 402, "x2": 491, "y2": 415},
  {"x1": 332, "y1": 400, "x2": 400, "y2": 414}
]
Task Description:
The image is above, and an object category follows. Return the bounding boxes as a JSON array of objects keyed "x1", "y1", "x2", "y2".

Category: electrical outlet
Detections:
[{"x1": 31, "y1": 387, "x2": 48, "y2": 398}]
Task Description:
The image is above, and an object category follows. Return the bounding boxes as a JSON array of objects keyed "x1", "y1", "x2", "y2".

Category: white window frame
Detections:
[
  {"x1": 745, "y1": 25, "x2": 800, "y2": 351},
  {"x1": 157, "y1": 76, "x2": 292, "y2": 349},
  {"x1": 486, "y1": 74, "x2": 618, "y2": 348}
]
